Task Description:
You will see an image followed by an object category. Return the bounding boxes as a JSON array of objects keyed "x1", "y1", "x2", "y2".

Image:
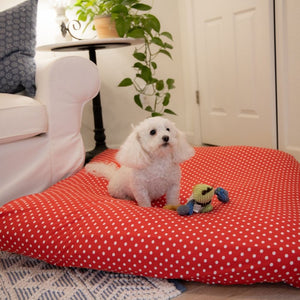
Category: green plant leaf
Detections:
[
  {"x1": 145, "y1": 105, "x2": 153, "y2": 112},
  {"x1": 132, "y1": 4, "x2": 152, "y2": 11},
  {"x1": 164, "y1": 108, "x2": 177, "y2": 115},
  {"x1": 134, "y1": 94, "x2": 143, "y2": 108},
  {"x1": 151, "y1": 62, "x2": 157, "y2": 70},
  {"x1": 156, "y1": 80, "x2": 164, "y2": 91},
  {"x1": 77, "y1": 12, "x2": 87, "y2": 22},
  {"x1": 146, "y1": 14, "x2": 160, "y2": 32},
  {"x1": 163, "y1": 93, "x2": 170, "y2": 106},
  {"x1": 159, "y1": 49, "x2": 172, "y2": 59},
  {"x1": 152, "y1": 112, "x2": 163, "y2": 117},
  {"x1": 166, "y1": 78, "x2": 175, "y2": 89},
  {"x1": 133, "y1": 62, "x2": 145, "y2": 69},
  {"x1": 145, "y1": 14, "x2": 160, "y2": 33},
  {"x1": 161, "y1": 31, "x2": 173, "y2": 41},
  {"x1": 118, "y1": 78, "x2": 133, "y2": 87},
  {"x1": 164, "y1": 42, "x2": 173, "y2": 49},
  {"x1": 150, "y1": 77, "x2": 158, "y2": 84},
  {"x1": 140, "y1": 66, "x2": 152, "y2": 83},
  {"x1": 115, "y1": 18, "x2": 129, "y2": 37},
  {"x1": 124, "y1": 0, "x2": 138, "y2": 5},
  {"x1": 127, "y1": 28, "x2": 145, "y2": 38},
  {"x1": 151, "y1": 37, "x2": 164, "y2": 47},
  {"x1": 111, "y1": 4, "x2": 128, "y2": 14},
  {"x1": 133, "y1": 52, "x2": 146, "y2": 61}
]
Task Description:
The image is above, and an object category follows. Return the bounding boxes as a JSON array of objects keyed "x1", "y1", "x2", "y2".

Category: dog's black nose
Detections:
[{"x1": 162, "y1": 135, "x2": 169, "y2": 142}]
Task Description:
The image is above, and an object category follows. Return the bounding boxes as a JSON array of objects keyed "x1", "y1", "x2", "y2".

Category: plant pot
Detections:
[{"x1": 94, "y1": 15, "x2": 119, "y2": 39}]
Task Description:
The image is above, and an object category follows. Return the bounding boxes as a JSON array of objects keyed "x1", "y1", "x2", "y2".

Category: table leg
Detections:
[{"x1": 85, "y1": 48, "x2": 107, "y2": 163}]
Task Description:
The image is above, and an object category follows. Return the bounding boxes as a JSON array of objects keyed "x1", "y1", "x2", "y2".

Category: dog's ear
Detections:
[
  {"x1": 172, "y1": 130, "x2": 195, "y2": 163},
  {"x1": 116, "y1": 131, "x2": 150, "y2": 168}
]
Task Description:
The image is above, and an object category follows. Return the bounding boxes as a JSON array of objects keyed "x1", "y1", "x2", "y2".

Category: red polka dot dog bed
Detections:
[{"x1": 0, "y1": 146, "x2": 299, "y2": 287}]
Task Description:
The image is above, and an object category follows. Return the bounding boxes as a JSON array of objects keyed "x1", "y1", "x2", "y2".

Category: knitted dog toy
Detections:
[{"x1": 164, "y1": 184, "x2": 229, "y2": 216}]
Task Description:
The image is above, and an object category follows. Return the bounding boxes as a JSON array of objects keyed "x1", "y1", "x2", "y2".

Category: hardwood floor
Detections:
[{"x1": 174, "y1": 282, "x2": 300, "y2": 300}]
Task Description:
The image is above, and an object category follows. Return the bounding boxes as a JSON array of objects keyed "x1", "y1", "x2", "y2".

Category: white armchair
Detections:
[{"x1": 0, "y1": 56, "x2": 100, "y2": 206}]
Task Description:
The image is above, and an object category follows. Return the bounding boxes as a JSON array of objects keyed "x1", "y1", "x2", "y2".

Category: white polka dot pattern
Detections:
[{"x1": 0, "y1": 146, "x2": 299, "y2": 287}]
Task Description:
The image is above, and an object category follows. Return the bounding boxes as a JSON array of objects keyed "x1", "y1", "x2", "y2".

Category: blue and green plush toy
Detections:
[{"x1": 164, "y1": 184, "x2": 229, "y2": 216}]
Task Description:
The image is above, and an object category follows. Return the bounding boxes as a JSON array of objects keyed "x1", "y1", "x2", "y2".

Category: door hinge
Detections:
[{"x1": 196, "y1": 90, "x2": 200, "y2": 105}]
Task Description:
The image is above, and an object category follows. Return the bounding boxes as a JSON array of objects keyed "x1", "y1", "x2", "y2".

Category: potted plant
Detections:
[{"x1": 72, "y1": 0, "x2": 176, "y2": 116}]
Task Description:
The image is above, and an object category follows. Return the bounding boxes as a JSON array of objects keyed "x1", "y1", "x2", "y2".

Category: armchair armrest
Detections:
[
  {"x1": 35, "y1": 56, "x2": 100, "y2": 179},
  {"x1": 35, "y1": 56, "x2": 100, "y2": 135}
]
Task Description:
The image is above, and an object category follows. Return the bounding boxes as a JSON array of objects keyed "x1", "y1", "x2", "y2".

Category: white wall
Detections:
[{"x1": 1, "y1": 0, "x2": 200, "y2": 150}]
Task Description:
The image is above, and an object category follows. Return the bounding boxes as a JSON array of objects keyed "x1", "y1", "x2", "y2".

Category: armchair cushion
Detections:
[
  {"x1": 0, "y1": 93, "x2": 47, "y2": 144},
  {"x1": 0, "y1": 0, "x2": 38, "y2": 97}
]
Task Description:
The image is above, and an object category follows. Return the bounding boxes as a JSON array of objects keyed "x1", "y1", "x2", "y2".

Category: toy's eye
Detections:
[
  {"x1": 166, "y1": 128, "x2": 170, "y2": 131},
  {"x1": 202, "y1": 187, "x2": 213, "y2": 195},
  {"x1": 150, "y1": 129, "x2": 156, "y2": 136}
]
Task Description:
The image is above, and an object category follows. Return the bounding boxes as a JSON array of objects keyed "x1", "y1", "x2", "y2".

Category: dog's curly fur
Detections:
[{"x1": 85, "y1": 117, "x2": 195, "y2": 207}]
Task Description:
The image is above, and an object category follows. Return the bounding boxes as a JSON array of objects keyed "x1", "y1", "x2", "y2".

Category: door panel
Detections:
[
  {"x1": 276, "y1": 0, "x2": 300, "y2": 161},
  {"x1": 193, "y1": 0, "x2": 277, "y2": 148}
]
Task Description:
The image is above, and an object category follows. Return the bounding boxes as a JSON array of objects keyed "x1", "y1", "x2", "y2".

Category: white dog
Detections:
[{"x1": 85, "y1": 117, "x2": 195, "y2": 207}]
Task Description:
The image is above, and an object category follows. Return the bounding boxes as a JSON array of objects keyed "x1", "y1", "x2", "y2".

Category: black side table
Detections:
[{"x1": 37, "y1": 38, "x2": 142, "y2": 162}]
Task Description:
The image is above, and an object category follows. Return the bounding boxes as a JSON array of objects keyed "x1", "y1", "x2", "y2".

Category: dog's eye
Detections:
[
  {"x1": 166, "y1": 128, "x2": 170, "y2": 131},
  {"x1": 150, "y1": 129, "x2": 156, "y2": 136}
]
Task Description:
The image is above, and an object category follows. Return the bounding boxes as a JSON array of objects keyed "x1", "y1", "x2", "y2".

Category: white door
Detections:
[
  {"x1": 192, "y1": 0, "x2": 277, "y2": 148},
  {"x1": 276, "y1": 0, "x2": 300, "y2": 161}
]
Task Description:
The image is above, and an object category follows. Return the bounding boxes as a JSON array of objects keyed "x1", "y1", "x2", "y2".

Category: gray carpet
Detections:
[{"x1": 0, "y1": 251, "x2": 183, "y2": 300}]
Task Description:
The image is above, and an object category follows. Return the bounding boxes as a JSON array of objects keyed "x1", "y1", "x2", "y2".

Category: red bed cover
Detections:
[{"x1": 0, "y1": 146, "x2": 299, "y2": 287}]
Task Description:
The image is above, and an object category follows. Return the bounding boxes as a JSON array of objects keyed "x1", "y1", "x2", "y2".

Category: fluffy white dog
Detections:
[{"x1": 85, "y1": 117, "x2": 195, "y2": 207}]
